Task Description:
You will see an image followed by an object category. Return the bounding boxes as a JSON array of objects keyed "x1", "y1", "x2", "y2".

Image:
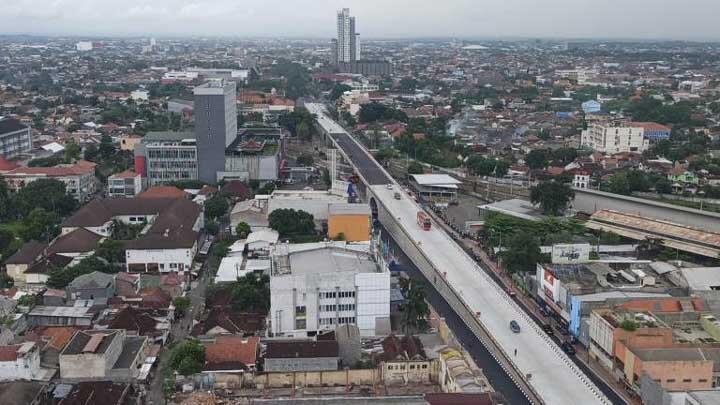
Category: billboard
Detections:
[{"x1": 551, "y1": 243, "x2": 591, "y2": 264}]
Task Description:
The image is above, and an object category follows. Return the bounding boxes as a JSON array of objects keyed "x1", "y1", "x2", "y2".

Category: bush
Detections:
[{"x1": 169, "y1": 340, "x2": 205, "y2": 376}]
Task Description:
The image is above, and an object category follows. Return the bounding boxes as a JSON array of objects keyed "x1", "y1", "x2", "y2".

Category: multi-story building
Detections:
[
  {"x1": 336, "y1": 8, "x2": 359, "y2": 64},
  {"x1": 107, "y1": 170, "x2": 144, "y2": 197},
  {"x1": 59, "y1": 329, "x2": 148, "y2": 381},
  {"x1": 0, "y1": 118, "x2": 32, "y2": 159},
  {"x1": 134, "y1": 131, "x2": 198, "y2": 186},
  {"x1": 0, "y1": 342, "x2": 41, "y2": 381},
  {"x1": 581, "y1": 123, "x2": 649, "y2": 154},
  {"x1": 630, "y1": 122, "x2": 671, "y2": 141},
  {"x1": 270, "y1": 241, "x2": 390, "y2": 338},
  {"x1": 223, "y1": 127, "x2": 284, "y2": 183},
  {"x1": 194, "y1": 80, "x2": 237, "y2": 183},
  {"x1": 3, "y1": 160, "x2": 97, "y2": 201}
]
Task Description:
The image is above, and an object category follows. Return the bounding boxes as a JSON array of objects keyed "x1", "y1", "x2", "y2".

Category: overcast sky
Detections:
[{"x1": 3, "y1": 0, "x2": 720, "y2": 40}]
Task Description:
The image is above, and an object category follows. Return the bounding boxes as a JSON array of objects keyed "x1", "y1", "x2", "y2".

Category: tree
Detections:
[
  {"x1": 169, "y1": 340, "x2": 205, "y2": 376},
  {"x1": 296, "y1": 153, "x2": 314, "y2": 166},
  {"x1": 619, "y1": 319, "x2": 638, "y2": 332},
  {"x1": 95, "y1": 239, "x2": 124, "y2": 265},
  {"x1": 0, "y1": 180, "x2": 11, "y2": 220},
  {"x1": 655, "y1": 177, "x2": 673, "y2": 194},
  {"x1": 530, "y1": 181, "x2": 575, "y2": 216},
  {"x1": 399, "y1": 277, "x2": 429, "y2": 334},
  {"x1": 407, "y1": 161, "x2": 424, "y2": 175},
  {"x1": 0, "y1": 273, "x2": 13, "y2": 289},
  {"x1": 636, "y1": 237, "x2": 664, "y2": 260},
  {"x1": 296, "y1": 121, "x2": 311, "y2": 141},
  {"x1": 46, "y1": 256, "x2": 115, "y2": 289},
  {"x1": 235, "y1": 222, "x2": 251, "y2": 238},
  {"x1": 269, "y1": 209, "x2": 315, "y2": 239},
  {"x1": 499, "y1": 232, "x2": 543, "y2": 273},
  {"x1": 329, "y1": 84, "x2": 352, "y2": 101},
  {"x1": 230, "y1": 273, "x2": 270, "y2": 312},
  {"x1": 20, "y1": 208, "x2": 59, "y2": 242},
  {"x1": 99, "y1": 134, "x2": 115, "y2": 159},
  {"x1": 173, "y1": 296, "x2": 191, "y2": 314},
  {"x1": 84, "y1": 143, "x2": 99, "y2": 161},
  {"x1": 525, "y1": 149, "x2": 549, "y2": 170},
  {"x1": 204, "y1": 196, "x2": 229, "y2": 220},
  {"x1": 64, "y1": 140, "x2": 81, "y2": 163},
  {"x1": 399, "y1": 78, "x2": 419, "y2": 92},
  {"x1": 607, "y1": 172, "x2": 631, "y2": 195},
  {"x1": 14, "y1": 178, "x2": 77, "y2": 217},
  {"x1": 17, "y1": 294, "x2": 36, "y2": 308}
]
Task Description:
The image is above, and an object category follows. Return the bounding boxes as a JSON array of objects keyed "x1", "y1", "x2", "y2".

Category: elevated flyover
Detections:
[{"x1": 306, "y1": 103, "x2": 611, "y2": 405}]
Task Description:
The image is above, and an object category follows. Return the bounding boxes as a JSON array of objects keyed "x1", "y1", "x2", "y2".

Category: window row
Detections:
[{"x1": 319, "y1": 291, "x2": 356, "y2": 299}]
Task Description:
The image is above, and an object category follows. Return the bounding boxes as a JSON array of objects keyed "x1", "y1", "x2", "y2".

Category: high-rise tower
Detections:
[
  {"x1": 335, "y1": 8, "x2": 359, "y2": 64},
  {"x1": 194, "y1": 79, "x2": 237, "y2": 183}
]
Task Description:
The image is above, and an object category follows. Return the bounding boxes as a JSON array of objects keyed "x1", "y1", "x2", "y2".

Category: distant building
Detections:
[
  {"x1": 194, "y1": 80, "x2": 237, "y2": 183},
  {"x1": 134, "y1": 131, "x2": 198, "y2": 186},
  {"x1": 581, "y1": 100, "x2": 601, "y2": 114},
  {"x1": 337, "y1": 60, "x2": 392, "y2": 76},
  {"x1": 573, "y1": 169, "x2": 591, "y2": 189},
  {"x1": 336, "y1": 8, "x2": 359, "y2": 64},
  {"x1": 269, "y1": 241, "x2": 391, "y2": 337},
  {"x1": 2, "y1": 160, "x2": 97, "y2": 202},
  {"x1": 0, "y1": 118, "x2": 32, "y2": 159},
  {"x1": 119, "y1": 135, "x2": 142, "y2": 151},
  {"x1": 581, "y1": 123, "x2": 649, "y2": 154},
  {"x1": 223, "y1": 127, "x2": 284, "y2": 184},
  {"x1": 75, "y1": 41, "x2": 93, "y2": 51},
  {"x1": 107, "y1": 170, "x2": 144, "y2": 197},
  {"x1": 629, "y1": 122, "x2": 671, "y2": 141}
]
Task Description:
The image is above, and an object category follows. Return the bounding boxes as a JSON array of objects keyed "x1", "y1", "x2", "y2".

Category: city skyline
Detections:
[{"x1": 3, "y1": 0, "x2": 720, "y2": 41}]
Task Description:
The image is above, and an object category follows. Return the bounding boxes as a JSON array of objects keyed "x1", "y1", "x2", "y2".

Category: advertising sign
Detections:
[{"x1": 551, "y1": 243, "x2": 591, "y2": 264}]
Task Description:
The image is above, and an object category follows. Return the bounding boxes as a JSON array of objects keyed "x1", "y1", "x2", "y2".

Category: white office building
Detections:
[
  {"x1": 581, "y1": 123, "x2": 649, "y2": 154},
  {"x1": 270, "y1": 241, "x2": 390, "y2": 338}
]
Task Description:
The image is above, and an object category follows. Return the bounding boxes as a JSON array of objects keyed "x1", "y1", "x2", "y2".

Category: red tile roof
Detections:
[
  {"x1": 0, "y1": 157, "x2": 19, "y2": 171},
  {"x1": 6, "y1": 160, "x2": 96, "y2": 177},
  {"x1": 0, "y1": 345, "x2": 20, "y2": 361},
  {"x1": 138, "y1": 186, "x2": 187, "y2": 199},
  {"x1": 204, "y1": 336, "x2": 259, "y2": 370}
]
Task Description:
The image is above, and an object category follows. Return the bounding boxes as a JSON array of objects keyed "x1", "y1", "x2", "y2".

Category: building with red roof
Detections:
[{"x1": 2, "y1": 160, "x2": 97, "y2": 201}]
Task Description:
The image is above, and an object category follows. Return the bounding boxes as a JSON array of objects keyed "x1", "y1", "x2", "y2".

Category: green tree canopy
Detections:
[
  {"x1": 204, "y1": 196, "x2": 229, "y2": 220},
  {"x1": 499, "y1": 232, "x2": 543, "y2": 273},
  {"x1": 329, "y1": 84, "x2": 352, "y2": 101},
  {"x1": 358, "y1": 102, "x2": 408, "y2": 124},
  {"x1": 399, "y1": 278, "x2": 429, "y2": 334},
  {"x1": 525, "y1": 149, "x2": 549, "y2": 170},
  {"x1": 407, "y1": 161, "x2": 424, "y2": 175},
  {"x1": 269, "y1": 208, "x2": 316, "y2": 240},
  {"x1": 235, "y1": 222, "x2": 251, "y2": 238},
  {"x1": 169, "y1": 340, "x2": 205, "y2": 376},
  {"x1": 20, "y1": 208, "x2": 59, "y2": 242},
  {"x1": 230, "y1": 273, "x2": 270, "y2": 312},
  {"x1": 95, "y1": 239, "x2": 125, "y2": 265},
  {"x1": 296, "y1": 153, "x2": 314, "y2": 166},
  {"x1": 14, "y1": 178, "x2": 77, "y2": 217},
  {"x1": 530, "y1": 181, "x2": 575, "y2": 216}
]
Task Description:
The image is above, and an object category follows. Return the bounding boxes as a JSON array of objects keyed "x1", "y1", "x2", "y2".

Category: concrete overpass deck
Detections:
[
  {"x1": 373, "y1": 185, "x2": 610, "y2": 405},
  {"x1": 307, "y1": 103, "x2": 610, "y2": 404}
]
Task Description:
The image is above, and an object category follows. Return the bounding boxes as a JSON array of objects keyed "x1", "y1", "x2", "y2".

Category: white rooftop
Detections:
[
  {"x1": 247, "y1": 229, "x2": 279, "y2": 245},
  {"x1": 216, "y1": 256, "x2": 247, "y2": 283},
  {"x1": 410, "y1": 174, "x2": 462, "y2": 187},
  {"x1": 681, "y1": 267, "x2": 720, "y2": 291}
]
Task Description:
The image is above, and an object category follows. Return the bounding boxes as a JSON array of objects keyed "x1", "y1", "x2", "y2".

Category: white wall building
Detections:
[
  {"x1": 581, "y1": 123, "x2": 649, "y2": 154},
  {"x1": 270, "y1": 241, "x2": 390, "y2": 338},
  {"x1": 0, "y1": 342, "x2": 41, "y2": 381},
  {"x1": 76, "y1": 41, "x2": 93, "y2": 51}
]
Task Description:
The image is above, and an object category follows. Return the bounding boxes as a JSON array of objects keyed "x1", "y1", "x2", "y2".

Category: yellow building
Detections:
[
  {"x1": 120, "y1": 135, "x2": 142, "y2": 151},
  {"x1": 327, "y1": 203, "x2": 371, "y2": 242}
]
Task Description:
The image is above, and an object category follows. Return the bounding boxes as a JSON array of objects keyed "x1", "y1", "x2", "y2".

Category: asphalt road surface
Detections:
[{"x1": 329, "y1": 132, "x2": 392, "y2": 185}]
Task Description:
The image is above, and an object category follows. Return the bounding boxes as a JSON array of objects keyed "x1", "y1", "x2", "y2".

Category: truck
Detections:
[{"x1": 417, "y1": 211, "x2": 432, "y2": 231}]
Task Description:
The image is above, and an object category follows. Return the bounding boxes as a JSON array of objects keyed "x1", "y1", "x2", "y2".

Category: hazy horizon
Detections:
[{"x1": 3, "y1": 0, "x2": 720, "y2": 41}]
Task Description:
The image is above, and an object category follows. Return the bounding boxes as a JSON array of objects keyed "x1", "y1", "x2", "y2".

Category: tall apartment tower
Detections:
[
  {"x1": 336, "y1": 8, "x2": 359, "y2": 64},
  {"x1": 194, "y1": 79, "x2": 237, "y2": 183}
]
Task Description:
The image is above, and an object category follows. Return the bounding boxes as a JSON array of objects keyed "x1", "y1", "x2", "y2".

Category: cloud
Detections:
[{"x1": 0, "y1": 0, "x2": 718, "y2": 40}]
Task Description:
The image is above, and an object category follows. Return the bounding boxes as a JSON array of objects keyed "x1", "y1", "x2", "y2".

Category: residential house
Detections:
[
  {"x1": 25, "y1": 326, "x2": 81, "y2": 369},
  {"x1": 60, "y1": 197, "x2": 203, "y2": 274},
  {"x1": 114, "y1": 273, "x2": 140, "y2": 297},
  {"x1": 66, "y1": 271, "x2": 115, "y2": 301},
  {"x1": 190, "y1": 308, "x2": 265, "y2": 337},
  {"x1": 264, "y1": 340, "x2": 339, "y2": 372},
  {"x1": 203, "y1": 335, "x2": 259, "y2": 374},
  {"x1": 26, "y1": 306, "x2": 95, "y2": 327},
  {"x1": 668, "y1": 167, "x2": 699, "y2": 186},
  {"x1": 59, "y1": 329, "x2": 148, "y2": 381},
  {"x1": 0, "y1": 343, "x2": 41, "y2": 381},
  {"x1": 58, "y1": 381, "x2": 137, "y2": 405},
  {"x1": 378, "y1": 335, "x2": 434, "y2": 384}
]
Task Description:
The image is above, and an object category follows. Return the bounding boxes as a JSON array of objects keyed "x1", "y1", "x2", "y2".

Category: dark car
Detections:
[
  {"x1": 541, "y1": 322, "x2": 553, "y2": 334},
  {"x1": 561, "y1": 342, "x2": 576, "y2": 355},
  {"x1": 510, "y1": 320, "x2": 521, "y2": 333},
  {"x1": 556, "y1": 326, "x2": 569, "y2": 336}
]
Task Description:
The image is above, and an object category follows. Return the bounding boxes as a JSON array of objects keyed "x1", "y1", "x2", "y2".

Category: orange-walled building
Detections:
[
  {"x1": 622, "y1": 346, "x2": 715, "y2": 391},
  {"x1": 327, "y1": 204, "x2": 371, "y2": 242}
]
